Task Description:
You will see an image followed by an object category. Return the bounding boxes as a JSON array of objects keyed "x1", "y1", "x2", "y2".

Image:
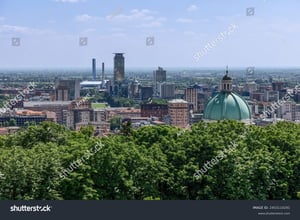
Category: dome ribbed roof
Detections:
[{"x1": 204, "y1": 92, "x2": 251, "y2": 121}]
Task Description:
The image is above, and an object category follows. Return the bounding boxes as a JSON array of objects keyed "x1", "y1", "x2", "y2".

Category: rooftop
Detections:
[
  {"x1": 204, "y1": 92, "x2": 251, "y2": 121},
  {"x1": 24, "y1": 101, "x2": 72, "y2": 107},
  {"x1": 168, "y1": 99, "x2": 188, "y2": 104}
]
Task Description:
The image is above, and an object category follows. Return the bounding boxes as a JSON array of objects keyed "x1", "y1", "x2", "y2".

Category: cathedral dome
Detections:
[
  {"x1": 204, "y1": 92, "x2": 251, "y2": 121},
  {"x1": 204, "y1": 67, "x2": 251, "y2": 121}
]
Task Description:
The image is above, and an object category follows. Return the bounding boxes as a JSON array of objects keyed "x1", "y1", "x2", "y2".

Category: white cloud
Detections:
[
  {"x1": 0, "y1": 24, "x2": 54, "y2": 35},
  {"x1": 0, "y1": 17, "x2": 5, "y2": 22},
  {"x1": 106, "y1": 9, "x2": 157, "y2": 22},
  {"x1": 136, "y1": 21, "x2": 163, "y2": 28},
  {"x1": 55, "y1": 0, "x2": 86, "y2": 3},
  {"x1": 176, "y1": 18, "x2": 194, "y2": 23},
  {"x1": 106, "y1": 9, "x2": 166, "y2": 29},
  {"x1": 187, "y1": 4, "x2": 198, "y2": 12},
  {"x1": 0, "y1": 25, "x2": 29, "y2": 33},
  {"x1": 136, "y1": 17, "x2": 166, "y2": 28},
  {"x1": 75, "y1": 14, "x2": 99, "y2": 22}
]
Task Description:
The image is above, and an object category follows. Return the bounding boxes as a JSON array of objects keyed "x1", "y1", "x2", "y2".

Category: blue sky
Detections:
[{"x1": 0, "y1": 0, "x2": 300, "y2": 68}]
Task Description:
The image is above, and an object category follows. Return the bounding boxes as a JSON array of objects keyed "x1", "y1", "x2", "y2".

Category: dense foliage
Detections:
[{"x1": 0, "y1": 121, "x2": 299, "y2": 200}]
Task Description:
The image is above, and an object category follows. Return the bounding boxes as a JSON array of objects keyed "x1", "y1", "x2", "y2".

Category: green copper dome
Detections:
[{"x1": 204, "y1": 91, "x2": 251, "y2": 121}]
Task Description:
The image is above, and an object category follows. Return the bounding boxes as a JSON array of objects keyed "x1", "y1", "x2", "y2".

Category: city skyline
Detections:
[{"x1": 1, "y1": 0, "x2": 300, "y2": 68}]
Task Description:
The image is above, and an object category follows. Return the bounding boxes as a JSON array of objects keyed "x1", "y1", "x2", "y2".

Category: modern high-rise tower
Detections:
[
  {"x1": 154, "y1": 67, "x2": 166, "y2": 83},
  {"x1": 92, "y1": 58, "x2": 96, "y2": 80},
  {"x1": 154, "y1": 67, "x2": 166, "y2": 96},
  {"x1": 113, "y1": 53, "x2": 125, "y2": 82}
]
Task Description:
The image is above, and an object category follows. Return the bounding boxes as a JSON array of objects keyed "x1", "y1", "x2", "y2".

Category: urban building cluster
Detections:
[{"x1": 0, "y1": 54, "x2": 300, "y2": 135}]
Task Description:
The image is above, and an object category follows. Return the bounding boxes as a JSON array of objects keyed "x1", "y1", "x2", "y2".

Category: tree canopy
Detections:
[{"x1": 0, "y1": 120, "x2": 299, "y2": 200}]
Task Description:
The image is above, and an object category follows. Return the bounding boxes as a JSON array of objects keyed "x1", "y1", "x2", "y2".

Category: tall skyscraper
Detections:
[
  {"x1": 92, "y1": 58, "x2": 96, "y2": 80},
  {"x1": 113, "y1": 53, "x2": 125, "y2": 82},
  {"x1": 154, "y1": 67, "x2": 166, "y2": 96},
  {"x1": 154, "y1": 67, "x2": 166, "y2": 82}
]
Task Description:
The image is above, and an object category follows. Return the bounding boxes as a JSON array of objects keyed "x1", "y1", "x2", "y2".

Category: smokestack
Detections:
[
  {"x1": 102, "y1": 62, "x2": 105, "y2": 88},
  {"x1": 92, "y1": 58, "x2": 96, "y2": 80}
]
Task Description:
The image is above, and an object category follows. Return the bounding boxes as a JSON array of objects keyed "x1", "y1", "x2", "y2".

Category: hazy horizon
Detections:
[{"x1": 1, "y1": 66, "x2": 300, "y2": 72}]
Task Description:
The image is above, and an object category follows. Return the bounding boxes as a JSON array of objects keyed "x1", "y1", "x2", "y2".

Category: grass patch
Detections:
[{"x1": 92, "y1": 103, "x2": 107, "y2": 108}]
